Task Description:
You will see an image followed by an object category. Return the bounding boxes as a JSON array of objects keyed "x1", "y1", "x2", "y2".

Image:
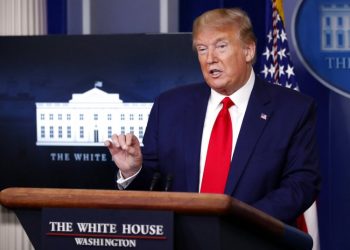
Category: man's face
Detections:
[{"x1": 194, "y1": 25, "x2": 255, "y2": 95}]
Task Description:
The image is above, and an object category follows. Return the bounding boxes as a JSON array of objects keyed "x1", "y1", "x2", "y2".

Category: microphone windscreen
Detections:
[
  {"x1": 164, "y1": 174, "x2": 173, "y2": 192},
  {"x1": 149, "y1": 172, "x2": 161, "y2": 191}
]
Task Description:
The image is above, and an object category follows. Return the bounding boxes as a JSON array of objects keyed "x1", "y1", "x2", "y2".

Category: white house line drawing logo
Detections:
[
  {"x1": 35, "y1": 82, "x2": 153, "y2": 146},
  {"x1": 321, "y1": 4, "x2": 350, "y2": 51}
]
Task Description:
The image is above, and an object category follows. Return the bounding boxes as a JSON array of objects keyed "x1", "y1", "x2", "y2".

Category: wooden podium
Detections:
[{"x1": 0, "y1": 187, "x2": 312, "y2": 250}]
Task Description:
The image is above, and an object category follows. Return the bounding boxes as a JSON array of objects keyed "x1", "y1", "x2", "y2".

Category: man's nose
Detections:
[{"x1": 206, "y1": 48, "x2": 217, "y2": 64}]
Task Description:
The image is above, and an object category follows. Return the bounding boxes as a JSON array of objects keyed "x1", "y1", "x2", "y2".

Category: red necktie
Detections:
[{"x1": 200, "y1": 97, "x2": 234, "y2": 193}]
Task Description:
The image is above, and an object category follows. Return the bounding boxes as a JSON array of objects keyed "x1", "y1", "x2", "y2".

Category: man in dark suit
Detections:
[{"x1": 105, "y1": 8, "x2": 320, "y2": 225}]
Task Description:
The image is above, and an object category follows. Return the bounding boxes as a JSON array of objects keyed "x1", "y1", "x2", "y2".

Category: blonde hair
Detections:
[{"x1": 192, "y1": 8, "x2": 257, "y2": 62}]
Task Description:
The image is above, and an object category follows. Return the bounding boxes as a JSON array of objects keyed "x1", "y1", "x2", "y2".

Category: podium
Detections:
[{"x1": 0, "y1": 187, "x2": 312, "y2": 250}]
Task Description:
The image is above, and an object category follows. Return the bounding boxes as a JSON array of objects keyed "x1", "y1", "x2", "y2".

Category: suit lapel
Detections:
[
  {"x1": 183, "y1": 84, "x2": 211, "y2": 192},
  {"x1": 225, "y1": 78, "x2": 273, "y2": 195}
]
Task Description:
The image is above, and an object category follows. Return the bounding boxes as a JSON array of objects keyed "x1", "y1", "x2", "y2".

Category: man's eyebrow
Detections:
[
  {"x1": 194, "y1": 36, "x2": 230, "y2": 48},
  {"x1": 215, "y1": 38, "x2": 229, "y2": 43},
  {"x1": 196, "y1": 38, "x2": 229, "y2": 46}
]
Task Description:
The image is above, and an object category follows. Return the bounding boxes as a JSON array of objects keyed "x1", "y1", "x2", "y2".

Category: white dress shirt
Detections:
[{"x1": 198, "y1": 70, "x2": 255, "y2": 189}]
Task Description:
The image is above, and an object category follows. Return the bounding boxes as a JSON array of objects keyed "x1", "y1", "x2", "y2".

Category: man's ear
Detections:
[{"x1": 244, "y1": 43, "x2": 256, "y2": 63}]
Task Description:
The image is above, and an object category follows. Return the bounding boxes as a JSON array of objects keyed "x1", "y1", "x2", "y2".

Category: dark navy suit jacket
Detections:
[{"x1": 129, "y1": 77, "x2": 321, "y2": 224}]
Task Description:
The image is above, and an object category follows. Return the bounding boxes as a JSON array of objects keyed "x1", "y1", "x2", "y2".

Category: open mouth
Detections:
[{"x1": 209, "y1": 69, "x2": 222, "y2": 77}]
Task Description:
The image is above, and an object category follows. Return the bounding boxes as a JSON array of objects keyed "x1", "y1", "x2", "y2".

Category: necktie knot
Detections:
[{"x1": 221, "y1": 97, "x2": 234, "y2": 110}]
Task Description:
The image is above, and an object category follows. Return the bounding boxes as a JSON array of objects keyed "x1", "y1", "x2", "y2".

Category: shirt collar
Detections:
[{"x1": 209, "y1": 69, "x2": 255, "y2": 110}]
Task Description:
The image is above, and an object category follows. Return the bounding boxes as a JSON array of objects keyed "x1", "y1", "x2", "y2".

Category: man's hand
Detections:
[{"x1": 105, "y1": 133, "x2": 142, "y2": 178}]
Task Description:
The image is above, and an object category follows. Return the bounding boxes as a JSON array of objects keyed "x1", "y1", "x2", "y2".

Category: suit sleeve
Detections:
[{"x1": 252, "y1": 99, "x2": 321, "y2": 224}]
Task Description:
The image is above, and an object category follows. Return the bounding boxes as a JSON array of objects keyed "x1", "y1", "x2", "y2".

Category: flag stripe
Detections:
[{"x1": 304, "y1": 202, "x2": 320, "y2": 250}]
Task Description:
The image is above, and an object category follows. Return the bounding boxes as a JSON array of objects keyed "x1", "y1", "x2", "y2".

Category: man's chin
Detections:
[{"x1": 206, "y1": 80, "x2": 227, "y2": 92}]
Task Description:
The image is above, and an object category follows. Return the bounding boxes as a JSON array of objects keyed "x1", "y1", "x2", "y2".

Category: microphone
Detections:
[
  {"x1": 149, "y1": 172, "x2": 161, "y2": 191},
  {"x1": 164, "y1": 174, "x2": 173, "y2": 192}
]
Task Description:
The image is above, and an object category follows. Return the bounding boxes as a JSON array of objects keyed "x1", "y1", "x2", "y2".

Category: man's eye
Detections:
[
  {"x1": 197, "y1": 47, "x2": 207, "y2": 54},
  {"x1": 217, "y1": 43, "x2": 227, "y2": 49}
]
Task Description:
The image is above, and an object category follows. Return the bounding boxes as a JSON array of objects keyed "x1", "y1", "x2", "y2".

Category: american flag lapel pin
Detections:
[{"x1": 260, "y1": 113, "x2": 268, "y2": 120}]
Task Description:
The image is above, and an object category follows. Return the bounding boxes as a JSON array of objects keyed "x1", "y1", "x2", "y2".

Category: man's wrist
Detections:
[
  {"x1": 120, "y1": 167, "x2": 141, "y2": 179},
  {"x1": 116, "y1": 167, "x2": 142, "y2": 190}
]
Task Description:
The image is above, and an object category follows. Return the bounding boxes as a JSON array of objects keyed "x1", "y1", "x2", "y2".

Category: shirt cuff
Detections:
[{"x1": 116, "y1": 167, "x2": 142, "y2": 190}]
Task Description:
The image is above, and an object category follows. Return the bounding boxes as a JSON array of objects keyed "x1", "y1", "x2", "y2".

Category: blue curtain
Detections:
[{"x1": 47, "y1": 0, "x2": 67, "y2": 34}]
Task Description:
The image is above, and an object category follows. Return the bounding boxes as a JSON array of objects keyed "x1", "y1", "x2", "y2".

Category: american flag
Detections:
[
  {"x1": 259, "y1": 0, "x2": 299, "y2": 90},
  {"x1": 259, "y1": 1, "x2": 320, "y2": 250}
]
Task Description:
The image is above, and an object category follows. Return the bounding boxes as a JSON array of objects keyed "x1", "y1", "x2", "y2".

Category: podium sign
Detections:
[{"x1": 41, "y1": 208, "x2": 173, "y2": 250}]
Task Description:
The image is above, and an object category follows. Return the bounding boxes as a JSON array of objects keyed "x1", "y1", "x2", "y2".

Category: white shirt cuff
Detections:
[{"x1": 116, "y1": 167, "x2": 142, "y2": 190}]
